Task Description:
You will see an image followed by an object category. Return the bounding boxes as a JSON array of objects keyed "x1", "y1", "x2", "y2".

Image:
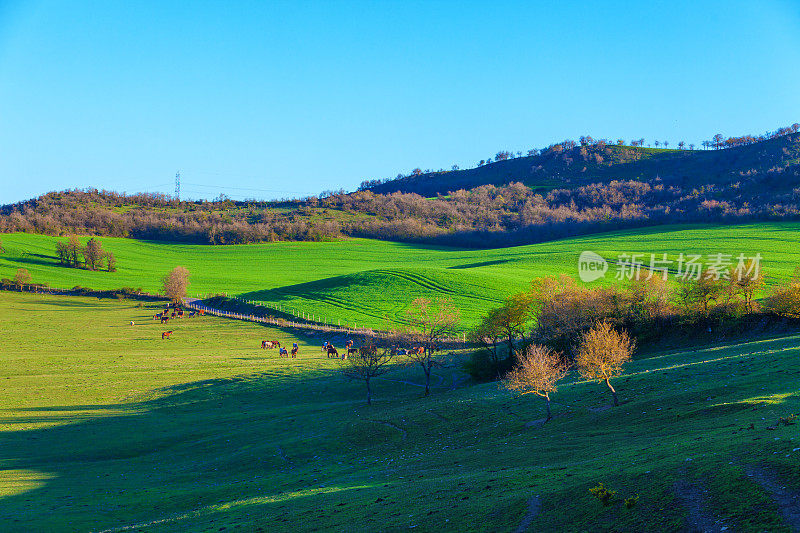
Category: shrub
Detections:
[
  {"x1": 589, "y1": 483, "x2": 617, "y2": 506},
  {"x1": 624, "y1": 495, "x2": 639, "y2": 509}
]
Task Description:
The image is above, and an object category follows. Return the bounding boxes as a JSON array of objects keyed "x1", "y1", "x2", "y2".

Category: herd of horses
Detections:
[
  {"x1": 154, "y1": 307, "x2": 202, "y2": 324},
  {"x1": 155, "y1": 305, "x2": 430, "y2": 358},
  {"x1": 258, "y1": 339, "x2": 428, "y2": 359}
]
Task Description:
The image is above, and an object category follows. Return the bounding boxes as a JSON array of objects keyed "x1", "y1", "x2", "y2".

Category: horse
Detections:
[
  {"x1": 291, "y1": 346, "x2": 298, "y2": 358},
  {"x1": 162, "y1": 331, "x2": 173, "y2": 340},
  {"x1": 160, "y1": 316, "x2": 170, "y2": 324},
  {"x1": 326, "y1": 345, "x2": 339, "y2": 358},
  {"x1": 410, "y1": 346, "x2": 425, "y2": 355},
  {"x1": 153, "y1": 312, "x2": 162, "y2": 320},
  {"x1": 262, "y1": 340, "x2": 280, "y2": 349},
  {"x1": 322, "y1": 341, "x2": 329, "y2": 352},
  {"x1": 347, "y1": 347, "x2": 359, "y2": 356},
  {"x1": 279, "y1": 347, "x2": 289, "y2": 358}
]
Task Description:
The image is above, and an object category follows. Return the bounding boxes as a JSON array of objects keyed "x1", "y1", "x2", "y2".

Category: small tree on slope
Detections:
[
  {"x1": 404, "y1": 297, "x2": 460, "y2": 396},
  {"x1": 504, "y1": 344, "x2": 570, "y2": 422},
  {"x1": 575, "y1": 321, "x2": 634, "y2": 407},
  {"x1": 339, "y1": 347, "x2": 395, "y2": 405},
  {"x1": 162, "y1": 266, "x2": 190, "y2": 304}
]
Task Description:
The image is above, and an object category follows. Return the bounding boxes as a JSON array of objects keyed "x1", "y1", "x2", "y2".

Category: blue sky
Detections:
[{"x1": 1, "y1": 0, "x2": 799, "y2": 203}]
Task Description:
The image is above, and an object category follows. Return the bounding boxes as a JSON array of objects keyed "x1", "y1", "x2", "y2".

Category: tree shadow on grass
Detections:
[{"x1": 0, "y1": 369, "x2": 389, "y2": 532}]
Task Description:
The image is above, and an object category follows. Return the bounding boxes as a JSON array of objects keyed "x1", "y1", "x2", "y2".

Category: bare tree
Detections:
[
  {"x1": 83, "y1": 237, "x2": 104, "y2": 271},
  {"x1": 491, "y1": 292, "x2": 534, "y2": 357},
  {"x1": 338, "y1": 346, "x2": 395, "y2": 405},
  {"x1": 404, "y1": 297, "x2": 460, "y2": 396},
  {"x1": 469, "y1": 309, "x2": 505, "y2": 371},
  {"x1": 67, "y1": 235, "x2": 82, "y2": 267},
  {"x1": 162, "y1": 266, "x2": 190, "y2": 303},
  {"x1": 575, "y1": 321, "x2": 634, "y2": 407},
  {"x1": 504, "y1": 344, "x2": 570, "y2": 422},
  {"x1": 730, "y1": 259, "x2": 763, "y2": 313},
  {"x1": 14, "y1": 268, "x2": 31, "y2": 289},
  {"x1": 105, "y1": 251, "x2": 117, "y2": 272}
]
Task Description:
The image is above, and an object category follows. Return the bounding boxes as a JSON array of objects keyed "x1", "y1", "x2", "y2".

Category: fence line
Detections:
[{"x1": 183, "y1": 298, "x2": 468, "y2": 343}]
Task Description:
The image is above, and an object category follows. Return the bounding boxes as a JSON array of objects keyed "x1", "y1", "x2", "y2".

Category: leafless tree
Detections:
[
  {"x1": 504, "y1": 344, "x2": 570, "y2": 422},
  {"x1": 14, "y1": 268, "x2": 31, "y2": 289},
  {"x1": 338, "y1": 347, "x2": 395, "y2": 405},
  {"x1": 162, "y1": 266, "x2": 190, "y2": 303},
  {"x1": 575, "y1": 321, "x2": 634, "y2": 407},
  {"x1": 404, "y1": 297, "x2": 460, "y2": 396},
  {"x1": 83, "y1": 237, "x2": 104, "y2": 271}
]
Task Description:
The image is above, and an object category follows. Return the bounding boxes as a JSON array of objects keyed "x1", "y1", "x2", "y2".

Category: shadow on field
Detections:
[{"x1": 0, "y1": 364, "x2": 428, "y2": 531}]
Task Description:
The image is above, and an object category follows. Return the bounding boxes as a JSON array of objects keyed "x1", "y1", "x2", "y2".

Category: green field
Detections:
[
  {"x1": 1, "y1": 291, "x2": 799, "y2": 531},
  {"x1": 2, "y1": 223, "x2": 800, "y2": 330}
]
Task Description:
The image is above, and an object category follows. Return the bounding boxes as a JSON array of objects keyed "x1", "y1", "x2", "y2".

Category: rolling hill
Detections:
[
  {"x1": 3, "y1": 222, "x2": 800, "y2": 329},
  {"x1": 366, "y1": 131, "x2": 800, "y2": 197},
  {"x1": 1, "y1": 291, "x2": 798, "y2": 531}
]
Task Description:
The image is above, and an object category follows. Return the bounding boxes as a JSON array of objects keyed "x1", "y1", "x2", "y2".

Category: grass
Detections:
[
  {"x1": 3, "y1": 222, "x2": 800, "y2": 329},
  {"x1": 1, "y1": 291, "x2": 799, "y2": 531}
]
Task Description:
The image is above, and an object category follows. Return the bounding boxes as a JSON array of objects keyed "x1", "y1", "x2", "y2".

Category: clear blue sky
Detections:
[{"x1": 1, "y1": 1, "x2": 799, "y2": 203}]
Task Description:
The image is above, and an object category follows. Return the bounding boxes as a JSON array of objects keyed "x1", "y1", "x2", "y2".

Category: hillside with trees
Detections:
[{"x1": 2, "y1": 125, "x2": 799, "y2": 248}]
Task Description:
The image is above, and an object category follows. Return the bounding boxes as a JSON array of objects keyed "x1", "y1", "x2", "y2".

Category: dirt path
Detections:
[
  {"x1": 367, "y1": 420, "x2": 407, "y2": 439},
  {"x1": 673, "y1": 479, "x2": 730, "y2": 532},
  {"x1": 746, "y1": 466, "x2": 800, "y2": 530},
  {"x1": 514, "y1": 496, "x2": 541, "y2": 532}
]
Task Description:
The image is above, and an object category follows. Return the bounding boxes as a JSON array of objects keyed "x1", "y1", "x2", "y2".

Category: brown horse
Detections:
[
  {"x1": 160, "y1": 316, "x2": 170, "y2": 324},
  {"x1": 162, "y1": 331, "x2": 173, "y2": 340},
  {"x1": 291, "y1": 346, "x2": 298, "y2": 358},
  {"x1": 326, "y1": 345, "x2": 339, "y2": 358}
]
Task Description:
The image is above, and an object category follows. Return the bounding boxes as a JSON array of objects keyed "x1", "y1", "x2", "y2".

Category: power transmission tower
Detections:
[{"x1": 175, "y1": 171, "x2": 181, "y2": 200}]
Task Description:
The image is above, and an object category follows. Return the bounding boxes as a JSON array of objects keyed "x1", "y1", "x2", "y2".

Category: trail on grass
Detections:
[
  {"x1": 746, "y1": 466, "x2": 800, "y2": 530},
  {"x1": 673, "y1": 479, "x2": 729, "y2": 533},
  {"x1": 514, "y1": 496, "x2": 541, "y2": 532}
]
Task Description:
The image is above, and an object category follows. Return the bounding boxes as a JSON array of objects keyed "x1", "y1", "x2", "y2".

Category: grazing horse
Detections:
[
  {"x1": 153, "y1": 312, "x2": 162, "y2": 320},
  {"x1": 160, "y1": 316, "x2": 170, "y2": 324},
  {"x1": 291, "y1": 346, "x2": 298, "y2": 358},
  {"x1": 326, "y1": 345, "x2": 339, "y2": 358},
  {"x1": 162, "y1": 331, "x2": 173, "y2": 340},
  {"x1": 347, "y1": 347, "x2": 359, "y2": 356},
  {"x1": 278, "y1": 347, "x2": 289, "y2": 358},
  {"x1": 262, "y1": 340, "x2": 280, "y2": 349},
  {"x1": 410, "y1": 346, "x2": 425, "y2": 355}
]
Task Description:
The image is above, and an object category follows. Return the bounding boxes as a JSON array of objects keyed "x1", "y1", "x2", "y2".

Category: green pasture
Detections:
[
  {"x1": 2, "y1": 222, "x2": 800, "y2": 329},
  {"x1": 1, "y1": 291, "x2": 799, "y2": 531}
]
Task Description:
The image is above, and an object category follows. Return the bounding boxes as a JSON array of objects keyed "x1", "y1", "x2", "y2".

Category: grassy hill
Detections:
[
  {"x1": 3, "y1": 222, "x2": 800, "y2": 329},
  {"x1": 368, "y1": 133, "x2": 800, "y2": 197},
  {"x1": 1, "y1": 291, "x2": 798, "y2": 531}
]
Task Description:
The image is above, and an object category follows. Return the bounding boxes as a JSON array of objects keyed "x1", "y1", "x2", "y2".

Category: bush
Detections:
[
  {"x1": 624, "y1": 495, "x2": 639, "y2": 509},
  {"x1": 589, "y1": 483, "x2": 617, "y2": 506},
  {"x1": 463, "y1": 350, "x2": 514, "y2": 382}
]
